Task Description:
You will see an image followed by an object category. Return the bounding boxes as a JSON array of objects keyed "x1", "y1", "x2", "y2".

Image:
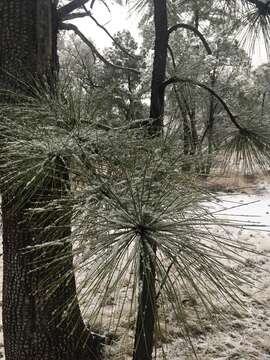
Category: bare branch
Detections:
[
  {"x1": 121, "y1": 118, "x2": 156, "y2": 130},
  {"x1": 90, "y1": 0, "x2": 96, "y2": 8},
  {"x1": 78, "y1": 118, "x2": 157, "y2": 133},
  {"x1": 167, "y1": 45, "x2": 177, "y2": 69},
  {"x1": 59, "y1": 22, "x2": 140, "y2": 74},
  {"x1": 162, "y1": 77, "x2": 242, "y2": 130},
  {"x1": 82, "y1": 5, "x2": 136, "y2": 59},
  {"x1": 58, "y1": 0, "x2": 89, "y2": 19},
  {"x1": 63, "y1": 12, "x2": 89, "y2": 20},
  {"x1": 90, "y1": 0, "x2": 111, "y2": 12},
  {"x1": 168, "y1": 23, "x2": 212, "y2": 55}
]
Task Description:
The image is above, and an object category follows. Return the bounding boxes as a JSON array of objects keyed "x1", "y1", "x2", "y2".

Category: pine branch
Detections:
[
  {"x1": 81, "y1": 5, "x2": 136, "y2": 59},
  {"x1": 59, "y1": 22, "x2": 140, "y2": 75},
  {"x1": 62, "y1": 12, "x2": 88, "y2": 20},
  {"x1": 235, "y1": 0, "x2": 270, "y2": 14},
  {"x1": 162, "y1": 77, "x2": 242, "y2": 130},
  {"x1": 57, "y1": 0, "x2": 90, "y2": 19},
  {"x1": 168, "y1": 23, "x2": 212, "y2": 55},
  {"x1": 246, "y1": 0, "x2": 270, "y2": 10}
]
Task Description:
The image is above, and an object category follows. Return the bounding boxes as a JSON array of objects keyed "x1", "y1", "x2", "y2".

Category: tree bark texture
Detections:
[
  {"x1": 0, "y1": 0, "x2": 58, "y2": 92},
  {"x1": 1, "y1": 159, "x2": 100, "y2": 360},
  {"x1": 0, "y1": 1, "x2": 100, "y2": 359}
]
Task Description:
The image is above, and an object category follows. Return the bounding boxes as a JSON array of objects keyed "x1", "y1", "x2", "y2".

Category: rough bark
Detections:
[
  {"x1": 0, "y1": 1, "x2": 100, "y2": 359},
  {"x1": 2, "y1": 185, "x2": 100, "y2": 360},
  {"x1": 0, "y1": 1, "x2": 37, "y2": 91}
]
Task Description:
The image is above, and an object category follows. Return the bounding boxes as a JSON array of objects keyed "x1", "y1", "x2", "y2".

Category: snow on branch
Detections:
[
  {"x1": 81, "y1": 5, "x2": 136, "y2": 59},
  {"x1": 162, "y1": 77, "x2": 242, "y2": 130},
  {"x1": 59, "y1": 22, "x2": 140, "y2": 74},
  {"x1": 62, "y1": 12, "x2": 89, "y2": 20},
  {"x1": 168, "y1": 23, "x2": 212, "y2": 55}
]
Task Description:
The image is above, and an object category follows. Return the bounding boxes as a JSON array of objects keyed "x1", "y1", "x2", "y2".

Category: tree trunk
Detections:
[
  {"x1": 204, "y1": 72, "x2": 217, "y2": 176},
  {"x1": 133, "y1": 1, "x2": 168, "y2": 359},
  {"x1": 173, "y1": 87, "x2": 192, "y2": 171},
  {"x1": 0, "y1": 1, "x2": 100, "y2": 359},
  {"x1": 148, "y1": 0, "x2": 168, "y2": 136}
]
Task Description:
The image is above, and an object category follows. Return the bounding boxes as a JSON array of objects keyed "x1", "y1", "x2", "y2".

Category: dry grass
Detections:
[{"x1": 198, "y1": 173, "x2": 270, "y2": 194}]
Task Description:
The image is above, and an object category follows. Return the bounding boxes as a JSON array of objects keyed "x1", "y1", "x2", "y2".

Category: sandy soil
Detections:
[{"x1": 0, "y1": 181, "x2": 270, "y2": 360}]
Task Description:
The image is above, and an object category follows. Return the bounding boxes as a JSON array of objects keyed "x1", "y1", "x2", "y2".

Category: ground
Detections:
[
  {"x1": 0, "y1": 177, "x2": 270, "y2": 359},
  {"x1": 100, "y1": 179, "x2": 270, "y2": 359},
  {"x1": 155, "y1": 186, "x2": 270, "y2": 360}
]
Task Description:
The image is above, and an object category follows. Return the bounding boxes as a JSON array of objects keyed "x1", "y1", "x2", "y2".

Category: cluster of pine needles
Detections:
[{"x1": 0, "y1": 89, "x2": 269, "y2": 357}]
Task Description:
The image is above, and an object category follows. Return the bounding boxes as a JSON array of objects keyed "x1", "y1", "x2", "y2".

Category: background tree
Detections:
[
  {"x1": 168, "y1": 6, "x2": 253, "y2": 174},
  {"x1": 67, "y1": 30, "x2": 148, "y2": 127}
]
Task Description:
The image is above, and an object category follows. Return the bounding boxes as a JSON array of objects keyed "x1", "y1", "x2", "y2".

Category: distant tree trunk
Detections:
[
  {"x1": 0, "y1": 1, "x2": 100, "y2": 359},
  {"x1": 133, "y1": 1, "x2": 168, "y2": 359},
  {"x1": 204, "y1": 72, "x2": 217, "y2": 175},
  {"x1": 173, "y1": 87, "x2": 192, "y2": 171},
  {"x1": 148, "y1": 0, "x2": 168, "y2": 136}
]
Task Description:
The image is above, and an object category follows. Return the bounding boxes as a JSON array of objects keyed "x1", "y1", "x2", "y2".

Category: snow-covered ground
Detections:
[
  {"x1": 100, "y1": 182, "x2": 270, "y2": 360},
  {"x1": 0, "y1": 181, "x2": 270, "y2": 359},
  {"x1": 152, "y1": 183, "x2": 270, "y2": 360}
]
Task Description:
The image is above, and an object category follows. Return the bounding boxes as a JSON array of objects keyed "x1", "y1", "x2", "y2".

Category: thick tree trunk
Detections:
[
  {"x1": 1, "y1": 159, "x2": 100, "y2": 360},
  {"x1": 0, "y1": 1, "x2": 100, "y2": 359},
  {"x1": 0, "y1": 1, "x2": 37, "y2": 91},
  {"x1": 2, "y1": 196, "x2": 100, "y2": 360}
]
